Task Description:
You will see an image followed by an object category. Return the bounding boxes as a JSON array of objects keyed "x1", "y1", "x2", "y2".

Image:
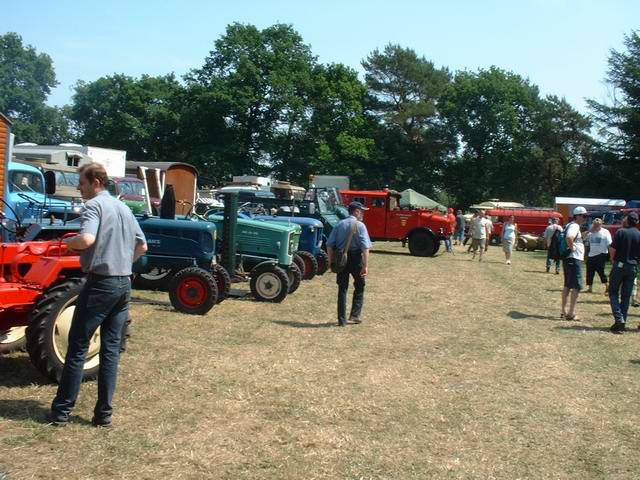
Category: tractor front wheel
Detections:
[
  {"x1": 292, "y1": 253, "x2": 306, "y2": 279},
  {"x1": 408, "y1": 231, "x2": 435, "y2": 257},
  {"x1": 250, "y1": 265, "x2": 289, "y2": 303},
  {"x1": 287, "y1": 263, "x2": 302, "y2": 294},
  {"x1": 295, "y1": 251, "x2": 318, "y2": 280},
  {"x1": 26, "y1": 278, "x2": 100, "y2": 383},
  {"x1": 169, "y1": 267, "x2": 218, "y2": 315},
  {"x1": 315, "y1": 250, "x2": 329, "y2": 275},
  {"x1": 133, "y1": 268, "x2": 175, "y2": 291},
  {"x1": 0, "y1": 327, "x2": 27, "y2": 354},
  {"x1": 212, "y1": 264, "x2": 231, "y2": 303}
]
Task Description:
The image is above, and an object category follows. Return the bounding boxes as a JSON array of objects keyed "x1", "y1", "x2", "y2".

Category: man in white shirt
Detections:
[
  {"x1": 561, "y1": 206, "x2": 587, "y2": 321},
  {"x1": 470, "y1": 211, "x2": 490, "y2": 262},
  {"x1": 586, "y1": 218, "x2": 612, "y2": 293}
]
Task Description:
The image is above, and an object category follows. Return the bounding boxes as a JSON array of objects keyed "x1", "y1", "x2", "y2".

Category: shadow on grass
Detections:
[
  {"x1": 131, "y1": 297, "x2": 171, "y2": 306},
  {"x1": 371, "y1": 249, "x2": 411, "y2": 256},
  {"x1": 629, "y1": 359, "x2": 640, "y2": 365},
  {"x1": 579, "y1": 299, "x2": 610, "y2": 305},
  {"x1": 522, "y1": 270, "x2": 550, "y2": 274},
  {"x1": 0, "y1": 399, "x2": 50, "y2": 422},
  {"x1": 554, "y1": 325, "x2": 620, "y2": 333},
  {"x1": 272, "y1": 320, "x2": 336, "y2": 329},
  {"x1": 0, "y1": 355, "x2": 48, "y2": 387},
  {"x1": 508, "y1": 311, "x2": 557, "y2": 321}
]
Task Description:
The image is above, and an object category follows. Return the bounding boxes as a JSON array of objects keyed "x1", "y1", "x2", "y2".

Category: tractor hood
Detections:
[
  {"x1": 253, "y1": 215, "x2": 323, "y2": 229},
  {"x1": 208, "y1": 215, "x2": 302, "y2": 235}
]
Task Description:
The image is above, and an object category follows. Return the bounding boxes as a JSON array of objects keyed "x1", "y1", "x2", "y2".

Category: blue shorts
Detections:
[{"x1": 562, "y1": 258, "x2": 584, "y2": 291}]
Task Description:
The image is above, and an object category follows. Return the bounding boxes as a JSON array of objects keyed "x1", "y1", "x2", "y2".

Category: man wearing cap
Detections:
[
  {"x1": 561, "y1": 206, "x2": 587, "y2": 320},
  {"x1": 608, "y1": 212, "x2": 640, "y2": 333},
  {"x1": 326, "y1": 201, "x2": 373, "y2": 327}
]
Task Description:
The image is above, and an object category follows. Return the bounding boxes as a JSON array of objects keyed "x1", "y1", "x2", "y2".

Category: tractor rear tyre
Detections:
[
  {"x1": 287, "y1": 263, "x2": 302, "y2": 294},
  {"x1": 212, "y1": 264, "x2": 231, "y2": 303},
  {"x1": 292, "y1": 253, "x2": 306, "y2": 279},
  {"x1": 0, "y1": 327, "x2": 27, "y2": 354},
  {"x1": 295, "y1": 251, "x2": 318, "y2": 280},
  {"x1": 26, "y1": 278, "x2": 100, "y2": 383},
  {"x1": 408, "y1": 231, "x2": 435, "y2": 257},
  {"x1": 133, "y1": 268, "x2": 175, "y2": 291},
  {"x1": 250, "y1": 265, "x2": 289, "y2": 303},
  {"x1": 169, "y1": 267, "x2": 218, "y2": 315},
  {"x1": 315, "y1": 250, "x2": 329, "y2": 275}
]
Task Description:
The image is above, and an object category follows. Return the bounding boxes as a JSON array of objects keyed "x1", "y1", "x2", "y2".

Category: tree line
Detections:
[{"x1": 1, "y1": 25, "x2": 638, "y2": 207}]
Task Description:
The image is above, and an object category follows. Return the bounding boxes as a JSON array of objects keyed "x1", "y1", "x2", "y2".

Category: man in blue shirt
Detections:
[
  {"x1": 326, "y1": 201, "x2": 373, "y2": 327},
  {"x1": 609, "y1": 212, "x2": 640, "y2": 333}
]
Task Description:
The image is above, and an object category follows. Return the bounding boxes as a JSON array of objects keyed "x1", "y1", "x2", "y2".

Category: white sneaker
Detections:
[{"x1": 506, "y1": 260, "x2": 511, "y2": 265}]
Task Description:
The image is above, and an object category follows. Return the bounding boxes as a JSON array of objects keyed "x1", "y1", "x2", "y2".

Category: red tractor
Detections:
[
  {"x1": 340, "y1": 189, "x2": 454, "y2": 256},
  {"x1": 0, "y1": 239, "x2": 100, "y2": 383}
]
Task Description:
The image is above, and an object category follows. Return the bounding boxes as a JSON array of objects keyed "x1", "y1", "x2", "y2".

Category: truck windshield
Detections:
[
  {"x1": 311, "y1": 188, "x2": 342, "y2": 214},
  {"x1": 118, "y1": 181, "x2": 146, "y2": 196},
  {"x1": 604, "y1": 211, "x2": 623, "y2": 225},
  {"x1": 54, "y1": 171, "x2": 80, "y2": 187},
  {"x1": 9, "y1": 171, "x2": 44, "y2": 194}
]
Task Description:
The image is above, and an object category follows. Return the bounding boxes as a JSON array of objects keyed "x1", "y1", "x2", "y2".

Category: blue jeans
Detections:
[
  {"x1": 546, "y1": 252, "x2": 560, "y2": 272},
  {"x1": 608, "y1": 263, "x2": 637, "y2": 324},
  {"x1": 454, "y1": 230, "x2": 464, "y2": 243},
  {"x1": 51, "y1": 275, "x2": 131, "y2": 422}
]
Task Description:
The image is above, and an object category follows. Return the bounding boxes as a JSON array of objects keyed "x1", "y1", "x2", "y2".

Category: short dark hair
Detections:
[
  {"x1": 78, "y1": 162, "x2": 109, "y2": 187},
  {"x1": 627, "y1": 212, "x2": 639, "y2": 226}
]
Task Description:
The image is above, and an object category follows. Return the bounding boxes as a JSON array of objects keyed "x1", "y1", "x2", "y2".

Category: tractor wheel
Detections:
[
  {"x1": 292, "y1": 253, "x2": 306, "y2": 279},
  {"x1": 408, "y1": 231, "x2": 435, "y2": 257},
  {"x1": 295, "y1": 251, "x2": 318, "y2": 280},
  {"x1": 0, "y1": 327, "x2": 27, "y2": 354},
  {"x1": 169, "y1": 267, "x2": 218, "y2": 315},
  {"x1": 133, "y1": 268, "x2": 175, "y2": 291},
  {"x1": 212, "y1": 264, "x2": 231, "y2": 304},
  {"x1": 287, "y1": 263, "x2": 302, "y2": 294},
  {"x1": 26, "y1": 278, "x2": 100, "y2": 383},
  {"x1": 432, "y1": 240, "x2": 441, "y2": 256},
  {"x1": 250, "y1": 265, "x2": 289, "y2": 303},
  {"x1": 315, "y1": 250, "x2": 329, "y2": 275}
]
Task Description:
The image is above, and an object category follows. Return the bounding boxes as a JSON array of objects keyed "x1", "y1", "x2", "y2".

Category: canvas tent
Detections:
[{"x1": 400, "y1": 189, "x2": 446, "y2": 212}]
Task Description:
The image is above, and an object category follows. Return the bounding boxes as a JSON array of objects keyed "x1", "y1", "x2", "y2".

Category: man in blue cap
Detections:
[{"x1": 326, "y1": 201, "x2": 373, "y2": 327}]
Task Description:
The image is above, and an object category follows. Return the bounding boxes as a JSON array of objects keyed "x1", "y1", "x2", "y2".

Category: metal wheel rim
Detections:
[
  {"x1": 0, "y1": 326, "x2": 26, "y2": 344},
  {"x1": 177, "y1": 277, "x2": 208, "y2": 307},
  {"x1": 256, "y1": 272, "x2": 283, "y2": 300},
  {"x1": 53, "y1": 298, "x2": 101, "y2": 370}
]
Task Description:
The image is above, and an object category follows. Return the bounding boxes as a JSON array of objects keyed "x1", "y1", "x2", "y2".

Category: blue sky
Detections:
[{"x1": 4, "y1": 1, "x2": 639, "y2": 112}]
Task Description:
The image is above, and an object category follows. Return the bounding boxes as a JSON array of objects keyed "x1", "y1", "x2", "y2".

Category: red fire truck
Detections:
[
  {"x1": 485, "y1": 208, "x2": 563, "y2": 244},
  {"x1": 340, "y1": 189, "x2": 454, "y2": 256}
]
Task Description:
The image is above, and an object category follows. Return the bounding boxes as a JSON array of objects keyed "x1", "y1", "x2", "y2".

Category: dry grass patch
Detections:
[{"x1": 1, "y1": 244, "x2": 640, "y2": 479}]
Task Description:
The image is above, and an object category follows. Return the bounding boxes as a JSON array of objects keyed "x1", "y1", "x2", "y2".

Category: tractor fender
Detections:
[{"x1": 251, "y1": 259, "x2": 279, "y2": 273}]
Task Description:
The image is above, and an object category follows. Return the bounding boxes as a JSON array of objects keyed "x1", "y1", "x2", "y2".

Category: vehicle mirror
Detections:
[{"x1": 44, "y1": 171, "x2": 56, "y2": 195}]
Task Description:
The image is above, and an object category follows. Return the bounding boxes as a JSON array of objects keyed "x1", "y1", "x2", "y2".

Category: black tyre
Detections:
[
  {"x1": 292, "y1": 253, "x2": 306, "y2": 279},
  {"x1": 212, "y1": 264, "x2": 231, "y2": 304},
  {"x1": 133, "y1": 268, "x2": 175, "y2": 291},
  {"x1": 250, "y1": 264, "x2": 289, "y2": 302},
  {"x1": 295, "y1": 251, "x2": 318, "y2": 280},
  {"x1": 26, "y1": 278, "x2": 100, "y2": 383},
  {"x1": 0, "y1": 327, "x2": 27, "y2": 354},
  {"x1": 169, "y1": 267, "x2": 218, "y2": 315},
  {"x1": 432, "y1": 240, "x2": 441, "y2": 256},
  {"x1": 286, "y1": 263, "x2": 302, "y2": 294},
  {"x1": 408, "y1": 231, "x2": 435, "y2": 257},
  {"x1": 315, "y1": 250, "x2": 329, "y2": 275}
]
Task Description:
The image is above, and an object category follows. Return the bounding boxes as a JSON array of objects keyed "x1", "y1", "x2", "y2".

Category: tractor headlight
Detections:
[
  {"x1": 309, "y1": 227, "x2": 315, "y2": 233},
  {"x1": 289, "y1": 240, "x2": 294, "y2": 254}
]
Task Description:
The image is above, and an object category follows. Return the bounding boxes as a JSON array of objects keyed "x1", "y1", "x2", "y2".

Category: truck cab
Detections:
[{"x1": 340, "y1": 189, "x2": 454, "y2": 257}]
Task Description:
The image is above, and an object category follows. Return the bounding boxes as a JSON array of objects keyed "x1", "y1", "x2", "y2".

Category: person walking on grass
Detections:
[
  {"x1": 326, "y1": 201, "x2": 372, "y2": 327},
  {"x1": 47, "y1": 163, "x2": 147, "y2": 428},
  {"x1": 470, "y1": 210, "x2": 490, "y2": 261},
  {"x1": 544, "y1": 217, "x2": 562, "y2": 274},
  {"x1": 454, "y1": 209, "x2": 466, "y2": 245},
  {"x1": 585, "y1": 218, "x2": 612, "y2": 294},
  {"x1": 560, "y1": 206, "x2": 587, "y2": 321},
  {"x1": 608, "y1": 212, "x2": 640, "y2": 334},
  {"x1": 501, "y1": 215, "x2": 518, "y2": 265},
  {"x1": 465, "y1": 212, "x2": 478, "y2": 251}
]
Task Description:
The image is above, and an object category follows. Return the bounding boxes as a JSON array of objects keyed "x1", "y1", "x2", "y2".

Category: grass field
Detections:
[{"x1": 1, "y1": 243, "x2": 640, "y2": 479}]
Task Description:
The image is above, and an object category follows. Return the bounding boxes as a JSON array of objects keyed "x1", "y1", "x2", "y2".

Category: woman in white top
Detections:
[
  {"x1": 501, "y1": 215, "x2": 518, "y2": 265},
  {"x1": 586, "y1": 218, "x2": 612, "y2": 293}
]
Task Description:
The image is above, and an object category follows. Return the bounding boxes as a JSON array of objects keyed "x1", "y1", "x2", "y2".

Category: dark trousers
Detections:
[
  {"x1": 51, "y1": 275, "x2": 131, "y2": 422},
  {"x1": 609, "y1": 263, "x2": 637, "y2": 324},
  {"x1": 586, "y1": 253, "x2": 608, "y2": 286},
  {"x1": 336, "y1": 250, "x2": 365, "y2": 325},
  {"x1": 546, "y1": 252, "x2": 560, "y2": 272}
]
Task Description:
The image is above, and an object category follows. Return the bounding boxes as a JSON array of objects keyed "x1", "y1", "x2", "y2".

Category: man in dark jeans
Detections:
[
  {"x1": 326, "y1": 202, "x2": 372, "y2": 327},
  {"x1": 609, "y1": 212, "x2": 640, "y2": 334},
  {"x1": 47, "y1": 162, "x2": 147, "y2": 427}
]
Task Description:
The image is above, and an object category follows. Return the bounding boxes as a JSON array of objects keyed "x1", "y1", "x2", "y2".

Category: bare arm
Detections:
[
  {"x1": 64, "y1": 233, "x2": 95, "y2": 251},
  {"x1": 609, "y1": 246, "x2": 616, "y2": 263},
  {"x1": 361, "y1": 249, "x2": 370, "y2": 277},
  {"x1": 134, "y1": 241, "x2": 148, "y2": 262}
]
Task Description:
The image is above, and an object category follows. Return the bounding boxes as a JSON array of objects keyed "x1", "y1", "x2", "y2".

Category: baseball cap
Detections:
[
  {"x1": 348, "y1": 201, "x2": 369, "y2": 212},
  {"x1": 573, "y1": 206, "x2": 587, "y2": 216}
]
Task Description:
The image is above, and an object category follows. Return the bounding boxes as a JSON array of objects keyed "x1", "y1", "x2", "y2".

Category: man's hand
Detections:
[{"x1": 360, "y1": 265, "x2": 368, "y2": 277}]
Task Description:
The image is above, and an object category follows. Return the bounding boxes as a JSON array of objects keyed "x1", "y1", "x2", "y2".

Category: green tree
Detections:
[
  {"x1": 186, "y1": 23, "x2": 316, "y2": 178},
  {"x1": 0, "y1": 32, "x2": 69, "y2": 143},
  {"x1": 71, "y1": 74, "x2": 182, "y2": 161},
  {"x1": 587, "y1": 30, "x2": 640, "y2": 198},
  {"x1": 362, "y1": 44, "x2": 454, "y2": 194}
]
